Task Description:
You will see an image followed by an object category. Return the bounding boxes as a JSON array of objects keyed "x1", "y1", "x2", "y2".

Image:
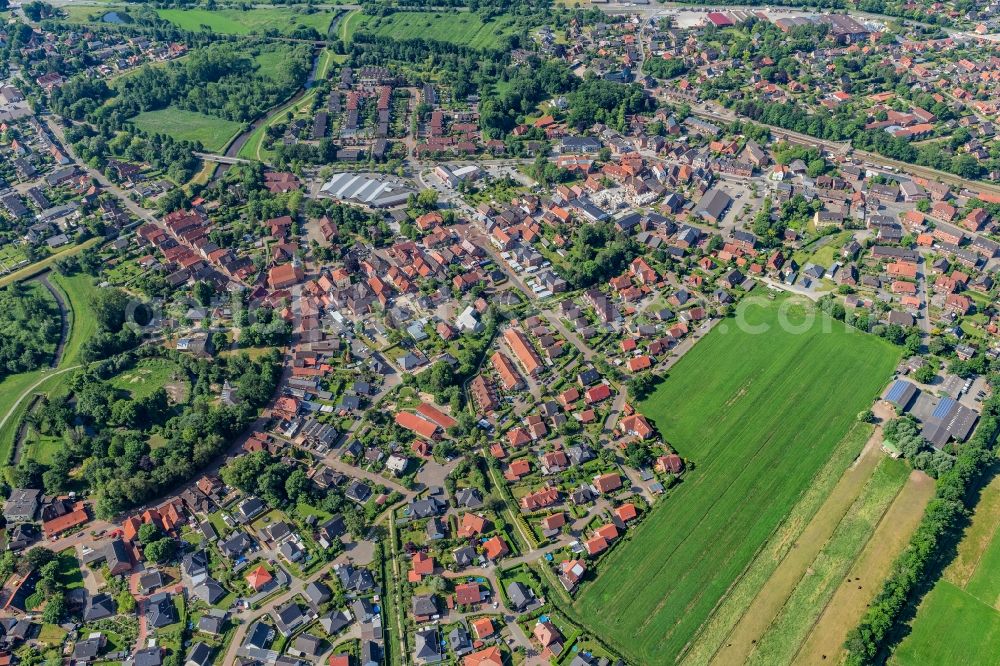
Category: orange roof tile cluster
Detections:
[
  {"x1": 491, "y1": 351, "x2": 523, "y2": 391},
  {"x1": 416, "y1": 403, "x2": 458, "y2": 430},
  {"x1": 464, "y1": 646, "x2": 503, "y2": 666},
  {"x1": 395, "y1": 411, "x2": 439, "y2": 440},
  {"x1": 503, "y1": 326, "x2": 543, "y2": 377},
  {"x1": 43, "y1": 501, "x2": 89, "y2": 536},
  {"x1": 482, "y1": 536, "x2": 509, "y2": 561}
]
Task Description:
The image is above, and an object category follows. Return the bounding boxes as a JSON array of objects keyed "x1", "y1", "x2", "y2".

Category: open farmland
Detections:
[
  {"x1": 345, "y1": 11, "x2": 522, "y2": 49},
  {"x1": 574, "y1": 295, "x2": 900, "y2": 665},
  {"x1": 892, "y1": 467, "x2": 1000, "y2": 665},
  {"x1": 156, "y1": 7, "x2": 337, "y2": 36},
  {"x1": 130, "y1": 107, "x2": 242, "y2": 153}
]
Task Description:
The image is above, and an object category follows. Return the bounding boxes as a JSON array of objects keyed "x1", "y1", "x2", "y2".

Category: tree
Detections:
[
  {"x1": 144, "y1": 538, "x2": 176, "y2": 564},
  {"x1": 26, "y1": 547, "x2": 56, "y2": 570},
  {"x1": 90, "y1": 289, "x2": 131, "y2": 333},
  {"x1": 212, "y1": 331, "x2": 229, "y2": 354},
  {"x1": 137, "y1": 522, "x2": 161, "y2": 545},
  {"x1": 913, "y1": 364, "x2": 936, "y2": 384},
  {"x1": 284, "y1": 468, "x2": 312, "y2": 504},
  {"x1": 117, "y1": 590, "x2": 137, "y2": 613},
  {"x1": 42, "y1": 592, "x2": 66, "y2": 624},
  {"x1": 193, "y1": 281, "x2": 214, "y2": 307},
  {"x1": 629, "y1": 372, "x2": 658, "y2": 401}
]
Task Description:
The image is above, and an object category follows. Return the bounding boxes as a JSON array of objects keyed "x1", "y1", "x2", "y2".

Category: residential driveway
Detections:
[
  {"x1": 415, "y1": 457, "x2": 460, "y2": 495},
  {"x1": 78, "y1": 548, "x2": 104, "y2": 596},
  {"x1": 339, "y1": 538, "x2": 375, "y2": 567}
]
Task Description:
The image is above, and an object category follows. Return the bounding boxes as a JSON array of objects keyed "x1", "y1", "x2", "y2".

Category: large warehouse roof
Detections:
[{"x1": 319, "y1": 172, "x2": 415, "y2": 208}]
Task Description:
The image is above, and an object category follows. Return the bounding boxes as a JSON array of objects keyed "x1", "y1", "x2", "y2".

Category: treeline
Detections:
[
  {"x1": 14, "y1": 347, "x2": 282, "y2": 518},
  {"x1": 0, "y1": 283, "x2": 61, "y2": 381},
  {"x1": 817, "y1": 294, "x2": 922, "y2": 354},
  {"x1": 273, "y1": 139, "x2": 339, "y2": 168},
  {"x1": 844, "y1": 386, "x2": 1000, "y2": 663}
]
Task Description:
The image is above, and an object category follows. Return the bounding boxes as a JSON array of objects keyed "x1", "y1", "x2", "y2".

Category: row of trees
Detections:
[{"x1": 844, "y1": 387, "x2": 1000, "y2": 663}]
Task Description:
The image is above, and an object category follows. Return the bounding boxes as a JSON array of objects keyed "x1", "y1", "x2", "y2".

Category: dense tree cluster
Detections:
[
  {"x1": 560, "y1": 222, "x2": 642, "y2": 289},
  {"x1": 0, "y1": 283, "x2": 61, "y2": 381},
  {"x1": 65, "y1": 121, "x2": 201, "y2": 184},
  {"x1": 883, "y1": 416, "x2": 955, "y2": 477},
  {"x1": 222, "y1": 450, "x2": 365, "y2": 535},
  {"x1": 565, "y1": 77, "x2": 653, "y2": 131},
  {"x1": 15, "y1": 347, "x2": 281, "y2": 518},
  {"x1": 102, "y1": 43, "x2": 311, "y2": 123},
  {"x1": 643, "y1": 57, "x2": 688, "y2": 81}
]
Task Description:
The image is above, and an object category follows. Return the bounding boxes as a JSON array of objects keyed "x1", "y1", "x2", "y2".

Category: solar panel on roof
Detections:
[
  {"x1": 932, "y1": 397, "x2": 956, "y2": 420},
  {"x1": 885, "y1": 380, "x2": 911, "y2": 403}
]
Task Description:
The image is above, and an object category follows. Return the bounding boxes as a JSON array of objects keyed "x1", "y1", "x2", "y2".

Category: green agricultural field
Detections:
[
  {"x1": 130, "y1": 108, "x2": 242, "y2": 154},
  {"x1": 346, "y1": 11, "x2": 522, "y2": 49},
  {"x1": 574, "y1": 294, "x2": 900, "y2": 665},
  {"x1": 156, "y1": 7, "x2": 336, "y2": 36},
  {"x1": 894, "y1": 466, "x2": 1000, "y2": 664},
  {"x1": 892, "y1": 582, "x2": 1000, "y2": 665},
  {"x1": 745, "y1": 457, "x2": 910, "y2": 665}
]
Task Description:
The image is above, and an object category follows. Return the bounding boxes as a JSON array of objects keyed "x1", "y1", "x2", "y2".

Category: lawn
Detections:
[
  {"x1": 131, "y1": 108, "x2": 242, "y2": 154},
  {"x1": 50, "y1": 272, "x2": 100, "y2": 367},
  {"x1": 345, "y1": 11, "x2": 522, "y2": 49},
  {"x1": 573, "y1": 294, "x2": 901, "y2": 665},
  {"x1": 156, "y1": 7, "x2": 336, "y2": 36},
  {"x1": 109, "y1": 358, "x2": 187, "y2": 401}
]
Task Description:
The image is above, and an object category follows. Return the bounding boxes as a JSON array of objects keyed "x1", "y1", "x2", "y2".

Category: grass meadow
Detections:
[
  {"x1": 892, "y1": 465, "x2": 1000, "y2": 665},
  {"x1": 345, "y1": 11, "x2": 522, "y2": 49},
  {"x1": 131, "y1": 108, "x2": 243, "y2": 154},
  {"x1": 573, "y1": 295, "x2": 900, "y2": 665},
  {"x1": 156, "y1": 7, "x2": 336, "y2": 36}
]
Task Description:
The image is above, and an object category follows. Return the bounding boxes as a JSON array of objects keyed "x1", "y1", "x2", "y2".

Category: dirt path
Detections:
[
  {"x1": 792, "y1": 470, "x2": 935, "y2": 665},
  {"x1": 708, "y1": 426, "x2": 887, "y2": 665}
]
